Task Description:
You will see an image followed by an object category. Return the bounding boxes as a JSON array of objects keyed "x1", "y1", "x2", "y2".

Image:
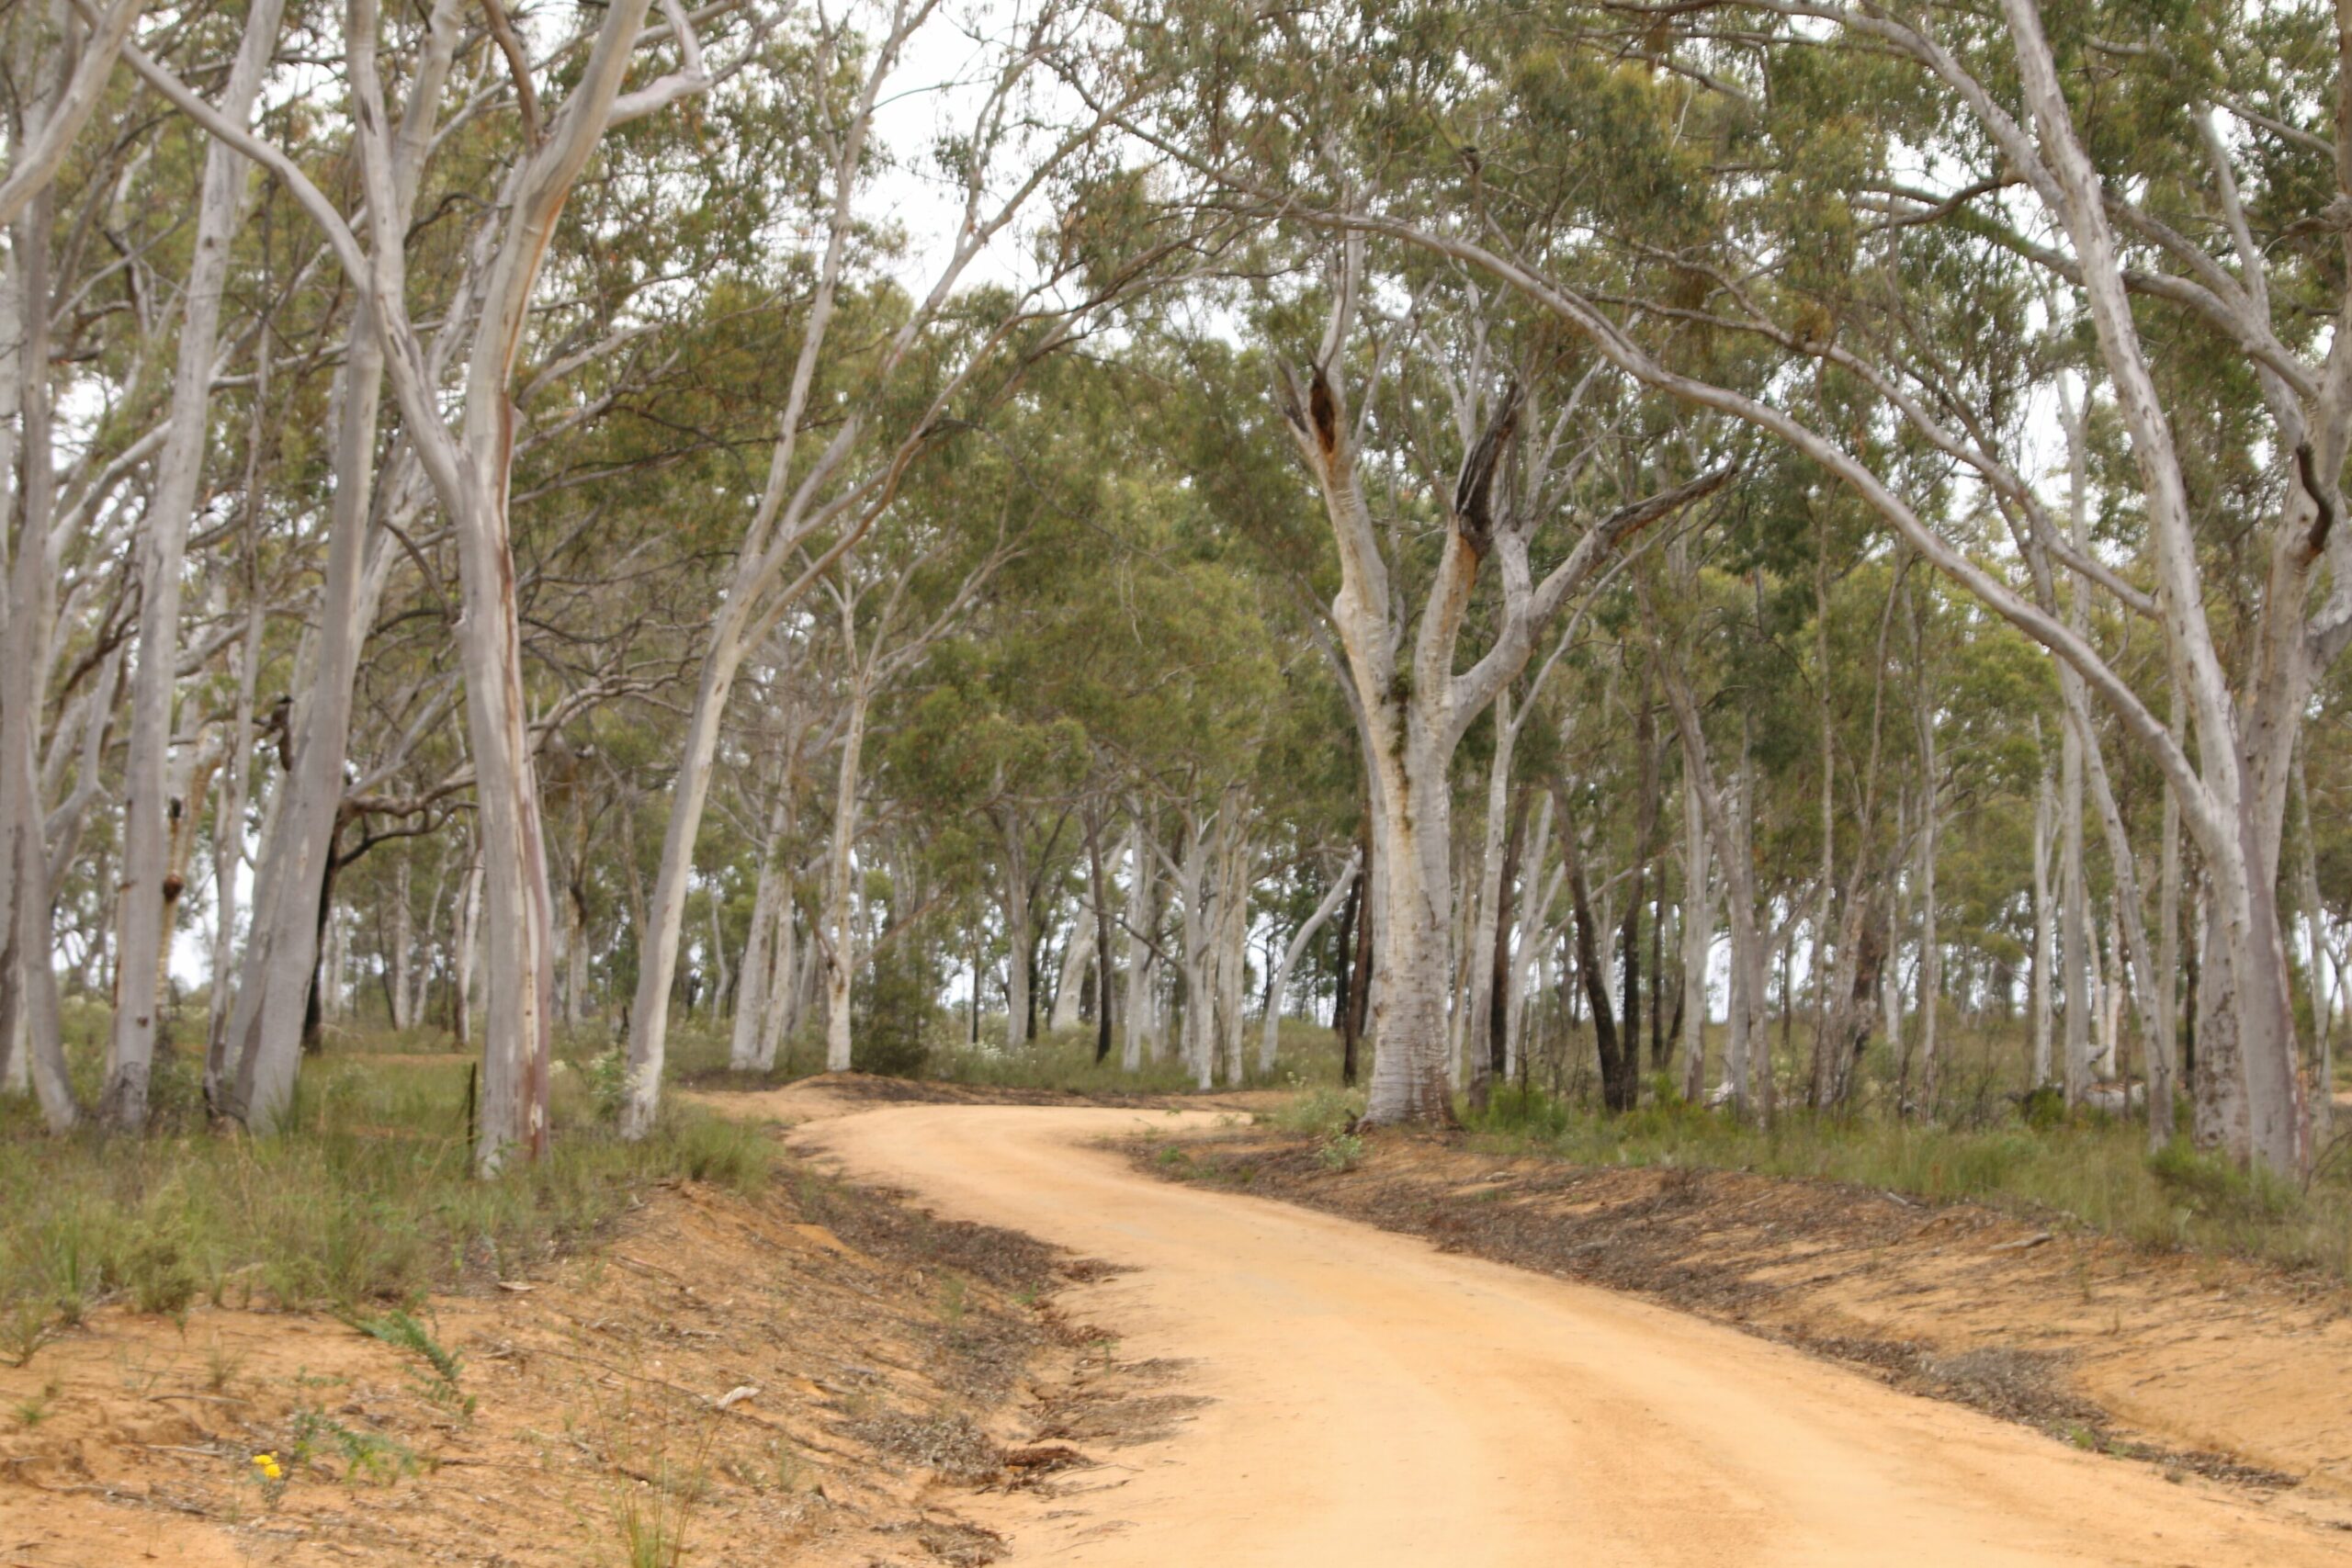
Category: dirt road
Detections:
[{"x1": 797, "y1": 1104, "x2": 2344, "y2": 1567}]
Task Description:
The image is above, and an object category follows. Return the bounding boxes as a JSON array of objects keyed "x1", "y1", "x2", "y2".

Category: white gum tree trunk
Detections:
[
  {"x1": 389, "y1": 854, "x2": 414, "y2": 1032},
  {"x1": 1678, "y1": 770, "x2": 1711, "y2": 1103},
  {"x1": 1049, "y1": 911, "x2": 1093, "y2": 1033},
  {"x1": 102, "y1": 0, "x2": 288, "y2": 1131},
  {"x1": 1168, "y1": 808, "x2": 1216, "y2": 1089},
  {"x1": 2031, "y1": 739, "x2": 2056, "y2": 1089},
  {"x1": 1661, "y1": 667, "x2": 1762, "y2": 1117},
  {"x1": 451, "y1": 858, "x2": 482, "y2": 1048},
  {"x1": 1120, "y1": 823, "x2": 1154, "y2": 1070},
  {"x1": 821, "y1": 693, "x2": 869, "y2": 1075},
  {"x1": 1215, "y1": 825, "x2": 1251, "y2": 1084},
  {"x1": 214, "y1": 0, "x2": 460, "y2": 1132},
  {"x1": 0, "y1": 139, "x2": 73, "y2": 1131},
  {"x1": 730, "y1": 789, "x2": 793, "y2": 1070},
  {"x1": 1000, "y1": 812, "x2": 1036, "y2": 1050},
  {"x1": 1463, "y1": 692, "x2": 1515, "y2": 1096},
  {"x1": 1509, "y1": 799, "x2": 1564, "y2": 1083}
]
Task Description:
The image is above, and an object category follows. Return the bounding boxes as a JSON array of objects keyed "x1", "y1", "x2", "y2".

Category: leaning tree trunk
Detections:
[
  {"x1": 224, "y1": 2, "x2": 459, "y2": 1132},
  {"x1": 102, "y1": 0, "x2": 288, "y2": 1131},
  {"x1": 1086, "y1": 807, "x2": 1116, "y2": 1064},
  {"x1": 622, "y1": 614, "x2": 749, "y2": 1129}
]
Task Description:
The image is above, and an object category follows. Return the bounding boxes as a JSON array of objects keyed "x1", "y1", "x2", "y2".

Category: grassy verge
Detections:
[
  {"x1": 669, "y1": 1014, "x2": 1354, "y2": 1098},
  {"x1": 0, "y1": 1035, "x2": 771, "y2": 1356},
  {"x1": 1442, "y1": 1085, "x2": 2352, "y2": 1280}
]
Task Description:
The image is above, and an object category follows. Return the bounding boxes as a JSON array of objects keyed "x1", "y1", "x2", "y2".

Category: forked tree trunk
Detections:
[{"x1": 1661, "y1": 667, "x2": 1761, "y2": 1117}]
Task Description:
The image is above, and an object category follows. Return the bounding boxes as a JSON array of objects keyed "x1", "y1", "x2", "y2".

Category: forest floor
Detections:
[{"x1": 0, "y1": 1076, "x2": 1215, "y2": 1567}]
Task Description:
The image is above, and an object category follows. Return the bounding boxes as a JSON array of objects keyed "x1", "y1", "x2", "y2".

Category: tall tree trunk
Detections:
[
  {"x1": 1917, "y1": 769, "x2": 1943, "y2": 1114},
  {"x1": 103, "y1": 0, "x2": 289, "y2": 1131},
  {"x1": 1557, "y1": 795, "x2": 1622, "y2": 1099},
  {"x1": 1121, "y1": 819, "x2": 1155, "y2": 1070},
  {"x1": 2030, "y1": 734, "x2": 2056, "y2": 1089},
  {"x1": 730, "y1": 792, "x2": 790, "y2": 1069},
  {"x1": 2295, "y1": 754, "x2": 2334, "y2": 1152},
  {"x1": 0, "y1": 151, "x2": 72, "y2": 1131},
  {"x1": 1508, "y1": 794, "x2": 1558, "y2": 1083},
  {"x1": 1464, "y1": 693, "x2": 1517, "y2": 1101},
  {"x1": 1087, "y1": 807, "x2": 1117, "y2": 1065},
  {"x1": 1679, "y1": 761, "x2": 1712, "y2": 1103},
  {"x1": 207, "y1": 600, "x2": 264, "y2": 1074},
  {"x1": 1049, "y1": 908, "x2": 1093, "y2": 1033},
  {"x1": 821, "y1": 688, "x2": 868, "y2": 1074},
  {"x1": 1000, "y1": 812, "x2": 1037, "y2": 1053},
  {"x1": 1660, "y1": 665, "x2": 1761, "y2": 1117},
  {"x1": 1332, "y1": 874, "x2": 1359, "y2": 1079},
  {"x1": 1170, "y1": 810, "x2": 1216, "y2": 1089},
  {"x1": 1485, "y1": 785, "x2": 1529, "y2": 1105},
  {"x1": 2154, "y1": 689, "x2": 2184, "y2": 1147},
  {"x1": 452, "y1": 858, "x2": 482, "y2": 1050},
  {"x1": 223, "y1": 2, "x2": 459, "y2": 1131}
]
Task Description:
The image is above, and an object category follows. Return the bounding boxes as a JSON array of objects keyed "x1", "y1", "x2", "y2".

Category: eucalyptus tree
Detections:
[
  {"x1": 1141, "y1": 0, "x2": 2352, "y2": 1172},
  {"x1": 615, "y1": 0, "x2": 1172, "y2": 1134},
  {"x1": 103, "y1": 0, "x2": 294, "y2": 1130},
  {"x1": 1270, "y1": 252, "x2": 1733, "y2": 1123}
]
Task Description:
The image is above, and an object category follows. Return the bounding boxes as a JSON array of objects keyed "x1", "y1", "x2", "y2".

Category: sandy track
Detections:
[{"x1": 797, "y1": 1104, "x2": 2342, "y2": 1567}]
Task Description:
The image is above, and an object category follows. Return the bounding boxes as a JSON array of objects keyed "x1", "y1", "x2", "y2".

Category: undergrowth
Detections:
[
  {"x1": 0, "y1": 1040, "x2": 771, "y2": 1344},
  {"x1": 1456, "y1": 1086, "x2": 2352, "y2": 1280}
]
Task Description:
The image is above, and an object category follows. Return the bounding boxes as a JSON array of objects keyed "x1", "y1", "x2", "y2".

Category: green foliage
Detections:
[
  {"x1": 1317, "y1": 1131, "x2": 1366, "y2": 1171},
  {"x1": 1262, "y1": 1078, "x2": 1363, "y2": 1138},
  {"x1": 356, "y1": 1309, "x2": 473, "y2": 1416},
  {"x1": 0, "y1": 1044, "x2": 771, "y2": 1339},
  {"x1": 1465, "y1": 1085, "x2": 1571, "y2": 1140},
  {"x1": 1464, "y1": 1102, "x2": 2352, "y2": 1280},
  {"x1": 852, "y1": 941, "x2": 944, "y2": 1079}
]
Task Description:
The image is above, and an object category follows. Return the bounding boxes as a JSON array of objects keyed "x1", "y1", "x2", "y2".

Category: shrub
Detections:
[{"x1": 852, "y1": 942, "x2": 942, "y2": 1078}]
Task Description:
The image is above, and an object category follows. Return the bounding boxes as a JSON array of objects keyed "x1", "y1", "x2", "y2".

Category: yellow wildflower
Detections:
[{"x1": 251, "y1": 1452, "x2": 282, "y2": 1481}]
